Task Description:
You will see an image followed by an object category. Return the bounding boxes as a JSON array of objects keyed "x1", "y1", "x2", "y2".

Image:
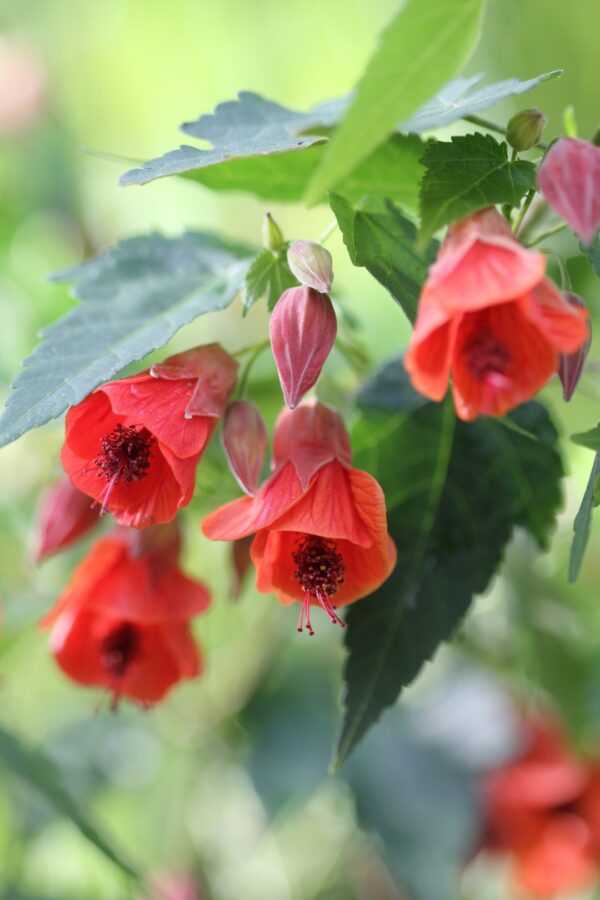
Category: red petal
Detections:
[
  {"x1": 34, "y1": 478, "x2": 99, "y2": 562},
  {"x1": 404, "y1": 298, "x2": 456, "y2": 401},
  {"x1": 272, "y1": 401, "x2": 352, "y2": 488},
  {"x1": 525, "y1": 280, "x2": 590, "y2": 354},
  {"x1": 149, "y1": 343, "x2": 238, "y2": 418}
]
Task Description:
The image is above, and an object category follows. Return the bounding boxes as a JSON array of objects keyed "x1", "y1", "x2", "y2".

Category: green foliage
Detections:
[
  {"x1": 0, "y1": 724, "x2": 141, "y2": 882},
  {"x1": 304, "y1": 0, "x2": 486, "y2": 204},
  {"x1": 330, "y1": 194, "x2": 437, "y2": 322},
  {"x1": 334, "y1": 360, "x2": 563, "y2": 768},
  {"x1": 242, "y1": 246, "x2": 297, "y2": 313},
  {"x1": 419, "y1": 133, "x2": 537, "y2": 243},
  {"x1": 569, "y1": 452, "x2": 600, "y2": 582},
  {"x1": 572, "y1": 425, "x2": 600, "y2": 450},
  {"x1": 0, "y1": 232, "x2": 251, "y2": 448},
  {"x1": 581, "y1": 235, "x2": 600, "y2": 275}
]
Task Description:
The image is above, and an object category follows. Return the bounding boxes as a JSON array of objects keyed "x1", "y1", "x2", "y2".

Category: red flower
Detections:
[
  {"x1": 483, "y1": 717, "x2": 599, "y2": 897},
  {"x1": 61, "y1": 345, "x2": 238, "y2": 528},
  {"x1": 202, "y1": 401, "x2": 396, "y2": 635},
  {"x1": 41, "y1": 525, "x2": 210, "y2": 706},
  {"x1": 404, "y1": 208, "x2": 589, "y2": 420},
  {"x1": 33, "y1": 477, "x2": 99, "y2": 562}
]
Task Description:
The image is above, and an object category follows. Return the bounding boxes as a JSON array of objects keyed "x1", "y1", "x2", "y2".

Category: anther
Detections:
[{"x1": 293, "y1": 535, "x2": 345, "y2": 635}]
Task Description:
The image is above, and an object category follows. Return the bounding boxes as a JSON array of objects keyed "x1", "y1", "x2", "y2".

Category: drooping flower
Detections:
[
  {"x1": 202, "y1": 401, "x2": 396, "y2": 635},
  {"x1": 41, "y1": 524, "x2": 210, "y2": 706},
  {"x1": 33, "y1": 477, "x2": 100, "y2": 562},
  {"x1": 537, "y1": 137, "x2": 600, "y2": 244},
  {"x1": 270, "y1": 286, "x2": 337, "y2": 409},
  {"x1": 61, "y1": 345, "x2": 238, "y2": 528},
  {"x1": 404, "y1": 208, "x2": 589, "y2": 420},
  {"x1": 482, "y1": 716, "x2": 599, "y2": 898}
]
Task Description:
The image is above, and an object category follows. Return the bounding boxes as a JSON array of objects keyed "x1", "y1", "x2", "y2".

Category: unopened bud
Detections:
[
  {"x1": 270, "y1": 286, "x2": 337, "y2": 409},
  {"x1": 262, "y1": 212, "x2": 284, "y2": 251},
  {"x1": 229, "y1": 535, "x2": 254, "y2": 600},
  {"x1": 222, "y1": 400, "x2": 267, "y2": 494},
  {"x1": 287, "y1": 240, "x2": 333, "y2": 293},
  {"x1": 506, "y1": 108, "x2": 547, "y2": 152},
  {"x1": 558, "y1": 293, "x2": 592, "y2": 401},
  {"x1": 34, "y1": 477, "x2": 99, "y2": 562},
  {"x1": 537, "y1": 138, "x2": 600, "y2": 244}
]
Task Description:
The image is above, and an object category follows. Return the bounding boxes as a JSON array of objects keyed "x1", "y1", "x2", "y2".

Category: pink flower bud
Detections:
[
  {"x1": 537, "y1": 138, "x2": 600, "y2": 244},
  {"x1": 558, "y1": 293, "x2": 592, "y2": 401},
  {"x1": 34, "y1": 477, "x2": 99, "y2": 562},
  {"x1": 269, "y1": 286, "x2": 337, "y2": 409},
  {"x1": 221, "y1": 400, "x2": 267, "y2": 494},
  {"x1": 287, "y1": 240, "x2": 334, "y2": 293}
]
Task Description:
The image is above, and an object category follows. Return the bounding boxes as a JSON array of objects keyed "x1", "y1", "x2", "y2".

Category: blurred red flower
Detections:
[
  {"x1": 41, "y1": 525, "x2": 210, "y2": 706},
  {"x1": 202, "y1": 401, "x2": 396, "y2": 635},
  {"x1": 482, "y1": 717, "x2": 600, "y2": 897},
  {"x1": 62, "y1": 345, "x2": 237, "y2": 528},
  {"x1": 404, "y1": 208, "x2": 588, "y2": 420}
]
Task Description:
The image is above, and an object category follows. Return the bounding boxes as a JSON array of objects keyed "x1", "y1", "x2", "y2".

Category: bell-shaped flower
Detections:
[
  {"x1": 61, "y1": 344, "x2": 238, "y2": 528},
  {"x1": 404, "y1": 208, "x2": 589, "y2": 420},
  {"x1": 270, "y1": 286, "x2": 337, "y2": 409},
  {"x1": 41, "y1": 525, "x2": 210, "y2": 707},
  {"x1": 202, "y1": 401, "x2": 396, "y2": 635},
  {"x1": 537, "y1": 137, "x2": 600, "y2": 244}
]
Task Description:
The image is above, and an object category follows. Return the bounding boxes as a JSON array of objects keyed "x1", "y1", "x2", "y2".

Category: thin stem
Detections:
[
  {"x1": 319, "y1": 219, "x2": 339, "y2": 244},
  {"x1": 525, "y1": 222, "x2": 569, "y2": 247},
  {"x1": 543, "y1": 248, "x2": 572, "y2": 292},
  {"x1": 232, "y1": 338, "x2": 270, "y2": 359},
  {"x1": 513, "y1": 189, "x2": 536, "y2": 236},
  {"x1": 236, "y1": 341, "x2": 270, "y2": 398},
  {"x1": 463, "y1": 114, "x2": 549, "y2": 150}
]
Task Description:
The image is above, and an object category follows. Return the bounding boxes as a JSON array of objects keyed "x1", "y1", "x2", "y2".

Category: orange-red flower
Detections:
[
  {"x1": 41, "y1": 525, "x2": 210, "y2": 706},
  {"x1": 62, "y1": 345, "x2": 238, "y2": 528},
  {"x1": 202, "y1": 401, "x2": 396, "y2": 635},
  {"x1": 483, "y1": 717, "x2": 600, "y2": 897},
  {"x1": 405, "y1": 208, "x2": 589, "y2": 420}
]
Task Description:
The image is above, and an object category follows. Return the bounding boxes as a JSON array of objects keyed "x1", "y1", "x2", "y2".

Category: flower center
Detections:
[
  {"x1": 101, "y1": 622, "x2": 139, "y2": 680},
  {"x1": 94, "y1": 424, "x2": 155, "y2": 485},
  {"x1": 293, "y1": 535, "x2": 346, "y2": 635},
  {"x1": 463, "y1": 331, "x2": 511, "y2": 382}
]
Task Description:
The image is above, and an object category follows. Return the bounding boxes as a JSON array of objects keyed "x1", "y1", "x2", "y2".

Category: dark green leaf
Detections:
[
  {"x1": 572, "y1": 425, "x2": 600, "y2": 451},
  {"x1": 242, "y1": 246, "x2": 297, "y2": 313},
  {"x1": 334, "y1": 360, "x2": 563, "y2": 768},
  {"x1": 569, "y1": 452, "x2": 600, "y2": 583},
  {"x1": 419, "y1": 133, "x2": 537, "y2": 243},
  {"x1": 0, "y1": 723, "x2": 141, "y2": 882},
  {"x1": 330, "y1": 194, "x2": 437, "y2": 323},
  {"x1": 0, "y1": 232, "x2": 251, "y2": 448},
  {"x1": 304, "y1": 0, "x2": 485, "y2": 204}
]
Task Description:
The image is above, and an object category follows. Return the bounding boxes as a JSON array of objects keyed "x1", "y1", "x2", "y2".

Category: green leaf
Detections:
[
  {"x1": 330, "y1": 194, "x2": 437, "y2": 323},
  {"x1": 242, "y1": 246, "x2": 297, "y2": 313},
  {"x1": 0, "y1": 723, "x2": 141, "y2": 882},
  {"x1": 304, "y1": 0, "x2": 485, "y2": 205},
  {"x1": 419, "y1": 133, "x2": 537, "y2": 243},
  {"x1": 569, "y1": 453, "x2": 600, "y2": 583},
  {"x1": 334, "y1": 360, "x2": 563, "y2": 768},
  {"x1": 0, "y1": 232, "x2": 251, "y2": 448},
  {"x1": 581, "y1": 236, "x2": 600, "y2": 276},
  {"x1": 572, "y1": 424, "x2": 600, "y2": 451},
  {"x1": 402, "y1": 69, "x2": 561, "y2": 132},
  {"x1": 119, "y1": 71, "x2": 558, "y2": 201}
]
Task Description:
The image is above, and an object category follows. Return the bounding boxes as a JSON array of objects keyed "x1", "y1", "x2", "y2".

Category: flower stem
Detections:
[
  {"x1": 236, "y1": 341, "x2": 270, "y2": 398},
  {"x1": 513, "y1": 189, "x2": 536, "y2": 236},
  {"x1": 463, "y1": 114, "x2": 549, "y2": 150},
  {"x1": 525, "y1": 222, "x2": 569, "y2": 247},
  {"x1": 319, "y1": 219, "x2": 339, "y2": 244}
]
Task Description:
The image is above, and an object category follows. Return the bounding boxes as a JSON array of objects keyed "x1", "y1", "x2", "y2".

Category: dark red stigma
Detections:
[
  {"x1": 463, "y1": 331, "x2": 511, "y2": 382},
  {"x1": 293, "y1": 535, "x2": 346, "y2": 635},
  {"x1": 101, "y1": 622, "x2": 139, "y2": 679},
  {"x1": 94, "y1": 423, "x2": 155, "y2": 485}
]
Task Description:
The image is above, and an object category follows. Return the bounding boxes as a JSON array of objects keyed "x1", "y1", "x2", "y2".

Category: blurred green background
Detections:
[{"x1": 2, "y1": 1, "x2": 600, "y2": 898}]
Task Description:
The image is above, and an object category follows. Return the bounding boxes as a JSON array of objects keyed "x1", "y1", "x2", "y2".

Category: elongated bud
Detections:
[
  {"x1": 270, "y1": 286, "x2": 337, "y2": 409},
  {"x1": 506, "y1": 108, "x2": 547, "y2": 152},
  {"x1": 558, "y1": 293, "x2": 592, "y2": 401},
  {"x1": 287, "y1": 240, "x2": 333, "y2": 293},
  {"x1": 222, "y1": 400, "x2": 267, "y2": 494},
  {"x1": 262, "y1": 212, "x2": 284, "y2": 251},
  {"x1": 34, "y1": 478, "x2": 99, "y2": 562},
  {"x1": 229, "y1": 535, "x2": 254, "y2": 600},
  {"x1": 537, "y1": 138, "x2": 600, "y2": 244}
]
